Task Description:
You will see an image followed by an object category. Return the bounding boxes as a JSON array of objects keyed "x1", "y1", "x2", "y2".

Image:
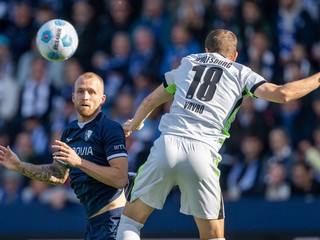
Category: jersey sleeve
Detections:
[
  {"x1": 103, "y1": 122, "x2": 128, "y2": 161},
  {"x1": 163, "y1": 71, "x2": 177, "y2": 94},
  {"x1": 243, "y1": 70, "x2": 267, "y2": 97}
]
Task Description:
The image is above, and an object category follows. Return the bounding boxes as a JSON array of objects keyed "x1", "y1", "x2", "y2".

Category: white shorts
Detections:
[{"x1": 131, "y1": 134, "x2": 224, "y2": 220}]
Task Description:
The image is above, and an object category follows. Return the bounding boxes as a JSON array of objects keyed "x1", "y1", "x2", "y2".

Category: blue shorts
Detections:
[{"x1": 85, "y1": 207, "x2": 124, "y2": 240}]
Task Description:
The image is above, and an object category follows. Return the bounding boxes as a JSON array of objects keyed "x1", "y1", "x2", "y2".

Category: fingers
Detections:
[
  {"x1": 0, "y1": 145, "x2": 8, "y2": 158},
  {"x1": 124, "y1": 131, "x2": 132, "y2": 138},
  {"x1": 52, "y1": 140, "x2": 70, "y2": 152}
]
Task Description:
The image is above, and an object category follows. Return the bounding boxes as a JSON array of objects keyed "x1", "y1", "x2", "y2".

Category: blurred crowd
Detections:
[{"x1": 1, "y1": 0, "x2": 320, "y2": 210}]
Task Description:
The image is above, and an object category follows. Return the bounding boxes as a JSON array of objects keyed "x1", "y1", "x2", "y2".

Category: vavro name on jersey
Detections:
[
  {"x1": 184, "y1": 101, "x2": 204, "y2": 114},
  {"x1": 73, "y1": 146, "x2": 93, "y2": 156}
]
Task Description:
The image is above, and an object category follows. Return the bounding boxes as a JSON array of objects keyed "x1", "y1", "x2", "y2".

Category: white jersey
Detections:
[{"x1": 159, "y1": 52, "x2": 266, "y2": 151}]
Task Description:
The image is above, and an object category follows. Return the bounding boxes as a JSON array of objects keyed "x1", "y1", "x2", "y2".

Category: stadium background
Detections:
[{"x1": 1, "y1": 0, "x2": 320, "y2": 239}]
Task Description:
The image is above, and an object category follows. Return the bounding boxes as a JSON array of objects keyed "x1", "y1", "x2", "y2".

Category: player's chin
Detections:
[{"x1": 78, "y1": 108, "x2": 93, "y2": 117}]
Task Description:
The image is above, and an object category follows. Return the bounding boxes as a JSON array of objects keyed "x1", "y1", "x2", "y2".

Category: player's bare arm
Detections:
[
  {"x1": 0, "y1": 145, "x2": 69, "y2": 184},
  {"x1": 254, "y1": 72, "x2": 320, "y2": 103},
  {"x1": 52, "y1": 140, "x2": 128, "y2": 189},
  {"x1": 123, "y1": 84, "x2": 174, "y2": 137}
]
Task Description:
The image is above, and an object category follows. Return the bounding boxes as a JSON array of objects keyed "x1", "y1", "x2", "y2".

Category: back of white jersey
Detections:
[{"x1": 159, "y1": 52, "x2": 266, "y2": 150}]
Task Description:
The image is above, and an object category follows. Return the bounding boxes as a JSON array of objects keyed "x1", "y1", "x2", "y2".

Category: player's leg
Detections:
[
  {"x1": 116, "y1": 135, "x2": 177, "y2": 240},
  {"x1": 116, "y1": 198, "x2": 154, "y2": 240},
  {"x1": 177, "y1": 137, "x2": 225, "y2": 240},
  {"x1": 193, "y1": 217, "x2": 225, "y2": 240}
]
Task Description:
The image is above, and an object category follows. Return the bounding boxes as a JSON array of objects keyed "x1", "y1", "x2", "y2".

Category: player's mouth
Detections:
[{"x1": 81, "y1": 103, "x2": 90, "y2": 108}]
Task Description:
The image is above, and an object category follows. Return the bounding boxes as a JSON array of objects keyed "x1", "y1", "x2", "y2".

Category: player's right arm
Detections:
[
  {"x1": 0, "y1": 145, "x2": 69, "y2": 185},
  {"x1": 254, "y1": 72, "x2": 320, "y2": 103}
]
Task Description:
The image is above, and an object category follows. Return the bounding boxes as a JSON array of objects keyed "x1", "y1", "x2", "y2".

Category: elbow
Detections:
[
  {"x1": 277, "y1": 88, "x2": 292, "y2": 103},
  {"x1": 114, "y1": 175, "x2": 128, "y2": 189}
]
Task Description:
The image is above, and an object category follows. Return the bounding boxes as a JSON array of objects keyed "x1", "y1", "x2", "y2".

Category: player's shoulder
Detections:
[{"x1": 98, "y1": 113, "x2": 123, "y2": 129}]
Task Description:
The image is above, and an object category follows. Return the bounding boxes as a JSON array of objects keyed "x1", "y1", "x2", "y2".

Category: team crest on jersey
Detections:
[{"x1": 85, "y1": 130, "x2": 93, "y2": 141}]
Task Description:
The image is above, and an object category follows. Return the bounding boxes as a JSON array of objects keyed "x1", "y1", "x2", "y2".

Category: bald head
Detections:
[
  {"x1": 75, "y1": 72, "x2": 104, "y2": 94},
  {"x1": 205, "y1": 29, "x2": 238, "y2": 60}
]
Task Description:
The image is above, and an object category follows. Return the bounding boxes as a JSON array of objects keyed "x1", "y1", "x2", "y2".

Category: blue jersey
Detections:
[{"x1": 60, "y1": 112, "x2": 128, "y2": 217}]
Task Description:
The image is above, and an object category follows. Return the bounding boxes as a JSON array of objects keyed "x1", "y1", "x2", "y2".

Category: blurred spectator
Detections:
[
  {"x1": 22, "y1": 116, "x2": 50, "y2": 160},
  {"x1": 16, "y1": 35, "x2": 65, "y2": 89},
  {"x1": 0, "y1": 34, "x2": 14, "y2": 76},
  {"x1": 265, "y1": 127, "x2": 297, "y2": 180},
  {"x1": 132, "y1": 69, "x2": 157, "y2": 111},
  {"x1": 4, "y1": 2, "x2": 35, "y2": 65},
  {"x1": 273, "y1": 99, "x2": 307, "y2": 147},
  {"x1": 290, "y1": 161, "x2": 320, "y2": 199},
  {"x1": 51, "y1": 97, "x2": 77, "y2": 139},
  {"x1": 0, "y1": 35, "x2": 20, "y2": 131},
  {"x1": 0, "y1": 131, "x2": 10, "y2": 182},
  {"x1": 125, "y1": 134, "x2": 145, "y2": 172},
  {"x1": 207, "y1": 0, "x2": 240, "y2": 37},
  {"x1": 0, "y1": 0, "x2": 10, "y2": 32},
  {"x1": 59, "y1": 57, "x2": 84, "y2": 100},
  {"x1": 160, "y1": 23, "x2": 202, "y2": 75},
  {"x1": 227, "y1": 134, "x2": 265, "y2": 200},
  {"x1": 273, "y1": 0, "x2": 316, "y2": 67},
  {"x1": 22, "y1": 179, "x2": 79, "y2": 209},
  {"x1": 128, "y1": 26, "x2": 162, "y2": 81},
  {"x1": 110, "y1": 92, "x2": 134, "y2": 125},
  {"x1": 132, "y1": 0, "x2": 172, "y2": 50},
  {"x1": 33, "y1": 4, "x2": 56, "y2": 29},
  {"x1": 238, "y1": 0, "x2": 272, "y2": 58},
  {"x1": 226, "y1": 97, "x2": 270, "y2": 155},
  {"x1": 70, "y1": 0, "x2": 101, "y2": 71},
  {"x1": 244, "y1": 30, "x2": 276, "y2": 83},
  {"x1": 102, "y1": 0, "x2": 133, "y2": 54},
  {"x1": 174, "y1": 0, "x2": 207, "y2": 43},
  {"x1": 21, "y1": 179, "x2": 52, "y2": 204},
  {"x1": 302, "y1": 90, "x2": 320, "y2": 140},
  {"x1": 12, "y1": 131, "x2": 42, "y2": 165},
  {"x1": 264, "y1": 163, "x2": 291, "y2": 201},
  {"x1": 304, "y1": 128, "x2": 320, "y2": 182},
  {"x1": 0, "y1": 169, "x2": 24, "y2": 205},
  {"x1": 92, "y1": 32, "x2": 132, "y2": 109},
  {"x1": 17, "y1": 56, "x2": 58, "y2": 126},
  {"x1": 288, "y1": 43, "x2": 313, "y2": 79}
]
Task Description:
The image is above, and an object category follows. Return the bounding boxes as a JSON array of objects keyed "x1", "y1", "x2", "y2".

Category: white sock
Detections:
[
  {"x1": 116, "y1": 214, "x2": 144, "y2": 240},
  {"x1": 208, "y1": 238, "x2": 226, "y2": 240}
]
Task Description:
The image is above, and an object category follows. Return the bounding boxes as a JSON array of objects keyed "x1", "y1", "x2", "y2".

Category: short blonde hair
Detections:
[
  {"x1": 205, "y1": 29, "x2": 237, "y2": 59},
  {"x1": 75, "y1": 72, "x2": 104, "y2": 90}
]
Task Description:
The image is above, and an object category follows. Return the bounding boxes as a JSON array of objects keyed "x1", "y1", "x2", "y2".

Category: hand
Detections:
[
  {"x1": 123, "y1": 119, "x2": 133, "y2": 137},
  {"x1": 0, "y1": 145, "x2": 22, "y2": 172},
  {"x1": 123, "y1": 119, "x2": 144, "y2": 138},
  {"x1": 52, "y1": 140, "x2": 81, "y2": 167}
]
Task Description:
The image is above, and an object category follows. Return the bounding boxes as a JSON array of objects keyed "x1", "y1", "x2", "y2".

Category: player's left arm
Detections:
[
  {"x1": 123, "y1": 83, "x2": 174, "y2": 136},
  {"x1": 52, "y1": 140, "x2": 128, "y2": 189},
  {"x1": 254, "y1": 72, "x2": 320, "y2": 103}
]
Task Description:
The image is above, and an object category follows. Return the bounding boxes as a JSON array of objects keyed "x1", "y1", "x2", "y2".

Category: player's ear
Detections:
[
  {"x1": 232, "y1": 51, "x2": 238, "y2": 61},
  {"x1": 72, "y1": 93, "x2": 75, "y2": 103},
  {"x1": 101, "y1": 94, "x2": 106, "y2": 104},
  {"x1": 205, "y1": 48, "x2": 209, "y2": 53}
]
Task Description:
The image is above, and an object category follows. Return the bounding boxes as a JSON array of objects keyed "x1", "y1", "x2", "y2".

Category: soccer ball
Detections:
[{"x1": 36, "y1": 19, "x2": 78, "y2": 62}]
